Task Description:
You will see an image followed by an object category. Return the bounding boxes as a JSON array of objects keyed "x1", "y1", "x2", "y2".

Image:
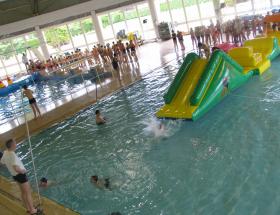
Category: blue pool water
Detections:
[
  {"x1": 2, "y1": 57, "x2": 280, "y2": 215},
  {"x1": 0, "y1": 74, "x2": 96, "y2": 124}
]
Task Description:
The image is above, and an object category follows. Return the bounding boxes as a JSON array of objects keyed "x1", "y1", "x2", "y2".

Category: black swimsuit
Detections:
[{"x1": 29, "y1": 98, "x2": 36, "y2": 104}]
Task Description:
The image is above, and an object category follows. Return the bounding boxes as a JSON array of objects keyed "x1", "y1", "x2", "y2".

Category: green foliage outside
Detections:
[
  {"x1": 0, "y1": 36, "x2": 40, "y2": 59},
  {"x1": 0, "y1": 0, "x2": 220, "y2": 60},
  {"x1": 100, "y1": 7, "x2": 150, "y2": 28},
  {"x1": 44, "y1": 26, "x2": 70, "y2": 48}
]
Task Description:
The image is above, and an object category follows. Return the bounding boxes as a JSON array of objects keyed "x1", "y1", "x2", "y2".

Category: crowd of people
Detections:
[
  {"x1": 173, "y1": 17, "x2": 264, "y2": 52},
  {"x1": 170, "y1": 16, "x2": 266, "y2": 59},
  {"x1": 22, "y1": 39, "x2": 139, "y2": 74}
]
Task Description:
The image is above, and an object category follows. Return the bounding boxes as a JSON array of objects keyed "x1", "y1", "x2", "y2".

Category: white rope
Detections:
[{"x1": 21, "y1": 90, "x2": 42, "y2": 206}]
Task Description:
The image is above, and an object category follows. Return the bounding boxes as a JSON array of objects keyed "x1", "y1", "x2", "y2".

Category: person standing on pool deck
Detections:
[
  {"x1": 171, "y1": 30, "x2": 178, "y2": 51},
  {"x1": 177, "y1": 31, "x2": 185, "y2": 51},
  {"x1": 22, "y1": 53, "x2": 29, "y2": 72},
  {"x1": 0, "y1": 139, "x2": 40, "y2": 215},
  {"x1": 95, "y1": 110, "x2": 106, "y2": 125},
  {"x1": 23, "y1": 85, "x2": 41, "y2": 118}
]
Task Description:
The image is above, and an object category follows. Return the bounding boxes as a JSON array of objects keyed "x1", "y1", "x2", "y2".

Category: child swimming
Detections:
[
  {"x1": 39, "y1": 177, "x2": 55, "y2": 188},
  {"x1": 143, "y1": 117, "x2": 168, "y2": 138},
  {"x1": 91, "y1": 175, "x2": 111, "y2": 190},
  {"x1": 95, "y1": 110, "x2": 106, "y2": 125}
]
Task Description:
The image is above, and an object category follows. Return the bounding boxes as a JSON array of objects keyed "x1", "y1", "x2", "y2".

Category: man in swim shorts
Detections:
[
  {"x1": 0, "y1": 139, "x2": 40, "y2": 215},
  {"x1": 23, "y1": 85, "x2": 41, "y2": 118},
  {"x1": 91, "y1": 175, "x2": 111, "y2": 190},
  {"x1": 95, "y1": 110, "x2": 106, "y2": 125}
]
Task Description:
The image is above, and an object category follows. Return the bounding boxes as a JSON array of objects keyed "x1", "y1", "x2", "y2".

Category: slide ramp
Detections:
[{"x1": 157, "y1": 51, "x2": 253, "y2": 121}]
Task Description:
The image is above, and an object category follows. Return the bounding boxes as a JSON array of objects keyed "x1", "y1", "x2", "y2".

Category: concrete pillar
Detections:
[
  {"x1": 35, "y1": 26, "x2": 50, "y2": 60},
  {"x1": 147, "y1": 0, "x2": 160, "y2": 39},
  {"x1": 212, "y1": 0, "x2": 222, "y2": 23},
  {"x1": 91, "y1": 10, "x2": 104, "y2": 45}
]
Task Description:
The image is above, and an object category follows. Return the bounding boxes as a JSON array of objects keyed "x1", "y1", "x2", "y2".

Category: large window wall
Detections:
[
  {"x1": 0, "y1": 32, "x2": 43, "y2": 77},
  {"x1": 98, "y1": 2, "x2": 156, "y2": 43},
  {"x1": 155, "y1": 0, "x2": 216, "y2": 31},
  {"x1": 42, "y1": 17, "x2": 98, "y2": 56},
  {"x1": 221, "y1": 0, "x2": 280, "y2": 20}
]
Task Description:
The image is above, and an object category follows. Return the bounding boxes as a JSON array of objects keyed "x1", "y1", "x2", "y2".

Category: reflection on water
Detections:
[{"x1": 2, "y1": 57, "x2": 280, "y2": 214}]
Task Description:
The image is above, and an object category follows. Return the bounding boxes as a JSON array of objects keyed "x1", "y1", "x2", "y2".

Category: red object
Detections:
[{"x1": 216, "y1": 43, "x2": 237, "y2": 53}]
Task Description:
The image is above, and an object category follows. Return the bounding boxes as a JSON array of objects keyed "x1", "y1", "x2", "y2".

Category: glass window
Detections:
[
  {"x1": 124, "y1": 6, "x2": 143, "y2": 37},
  {"x1": 222, "y1": 14, "x2": 236, "y2": 22},
  {"x1": 236, "y1": 0, "x2": 252, "y2": 13},
  {"x1": 25, "y1": 33, "x2": 44, "y2": 61},
  {"x1": 254, "y1": 0, "x2": 271, "y2": 13},
  {"x1": 169, "y1": 0, "x2": 186, "y2": 26},
  {"x1": 98, "y1": 14, "x2": 114, "y2": 41},
  {"x1": 198, "y1": 0, "x2": 215, "y2": 18},
  {"x1": 0, "y1": 41, "x2": 14, "y2": 66},
  {"x1": 0, "y1": 66, "x2": 6, "y2": 78},
  {"x1": 202, "y1": 18, "x2": 216, "y2": 26},
  {"x1": 221, "y1": 1, "x2": 235, "y2": 15},
  {"x1": 43, "y1": 25, "x2": 73, "y2": 56},
  {"x1": 156, "y1": 0, "x2": 172, "y2": 23},
  {"x1": 81, "y1": 18, "x2": 98, "y2": 45},
  {"x1": 272, "y1": 0, "x2": 280, "y2": 6},
  {"x1": 184, "y1": 0, "x2": 200, "y2": 21},
  {"x1": 68, "y1": 21, "x2": 87, "y2": 48},
  {"x1": 137, "y1": 3, "x2": 156, "y2": 40},
  {"x1": 5, "y1": 64, "x2": 21, "y2": 76},
  {"x1": 188, "y1": 21, "x2": 202, "y2": 29},
  {"x1": 176, "y1": 23, "x2": 188, "y2": 32},
  {"x1": 11, "y1": 37, "x2": 26, "y2": 70},
  {"x1": 110, "y1": 10, "x2": 127, "y2": 40},
  {"x1": 25, "y1": 33, "x2": 41, "y2": 59}
]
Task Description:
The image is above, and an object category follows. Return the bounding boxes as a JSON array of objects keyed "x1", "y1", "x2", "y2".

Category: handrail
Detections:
[
  {"x1": 0, "y1": 52, "x2": 188, "y2": 128},
  {"x1": 0, "y1": 67, "x2": 109, "y2": 126}
]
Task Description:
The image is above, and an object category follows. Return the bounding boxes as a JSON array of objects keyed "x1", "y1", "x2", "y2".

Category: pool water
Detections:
[
  {"x1": 0, "y1": 74, "x2": 94, "y2": 124},
  {"x1": 2, "y1": 57, "x2": 280, "y2": 215}
]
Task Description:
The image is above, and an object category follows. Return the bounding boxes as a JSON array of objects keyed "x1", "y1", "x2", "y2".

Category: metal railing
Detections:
[{"x1": 0, "y1": 51, "x2": 186, "y2": 131}]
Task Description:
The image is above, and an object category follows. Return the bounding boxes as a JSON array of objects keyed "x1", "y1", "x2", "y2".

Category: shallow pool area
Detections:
[{"x1": 2, "y1": 56, "x2": 280, "y2": 215}]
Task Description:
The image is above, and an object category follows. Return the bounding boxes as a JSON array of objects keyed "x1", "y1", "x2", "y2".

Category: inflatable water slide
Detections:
[
  {"x1": 156, "y1": 50, "x2": 253, "y2": 121},
  {"x1": 157, "y1": 36, "x2": 280, "y2": 121}
]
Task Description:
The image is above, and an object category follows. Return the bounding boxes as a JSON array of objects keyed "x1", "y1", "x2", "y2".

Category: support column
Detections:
[
  {"x1": 35, "y1": 26, "x2": 50, "y2": 60},
  {"x1": 91, "y1": 10, "x2": 104, "y2": 45},
  {"x1": 147, "y1": 0, "x2": 160, "y2": 39},
  {"x1": 213, "y1": 0, "x2": 222, "y2": 23}
]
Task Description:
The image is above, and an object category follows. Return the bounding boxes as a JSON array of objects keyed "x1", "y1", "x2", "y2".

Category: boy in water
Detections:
[
  {"x1": 39, "y1": 177, "x2": 55, "y2": 188},
  {"x1": 23, "y1": 85, "x2": 41, "y2": 118},
  {"x1": 91, "y1": 175, "x2": 111, "y2": 190},
  {"x1": 95, "y1": 110, "x2": 106, "y2": 125}
]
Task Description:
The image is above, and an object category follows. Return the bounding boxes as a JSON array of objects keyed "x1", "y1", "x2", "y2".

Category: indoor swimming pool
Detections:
[
  {"x1": 1, "y1": 57, "x2": 280, "y2": 215},
  {"x1": 0, "y1": 69, "x2": 108, "y2": 125}
]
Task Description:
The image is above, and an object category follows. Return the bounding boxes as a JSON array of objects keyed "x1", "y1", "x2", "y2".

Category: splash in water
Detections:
[{"x1": 142, "y1": 117, "x2": 169, "y2": 138}]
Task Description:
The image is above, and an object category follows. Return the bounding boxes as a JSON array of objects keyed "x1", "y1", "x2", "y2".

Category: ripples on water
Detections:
[{"x1": 2, "y1": 58, "x2": 280, "y2": 214}]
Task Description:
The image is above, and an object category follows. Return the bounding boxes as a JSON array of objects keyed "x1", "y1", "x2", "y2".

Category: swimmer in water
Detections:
[
  {"x1": 143, "y1": 118, "x2": 168, "y2": 138},
  {"x1": 39, "y1": 177, "x2": 55, "y2": 188},
  {"x1": 91, "y1": 175, "x2": 111, "y2": 190},
  {"x1": 95, "y1": 110, "x2": 106, "y2": 125}
]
